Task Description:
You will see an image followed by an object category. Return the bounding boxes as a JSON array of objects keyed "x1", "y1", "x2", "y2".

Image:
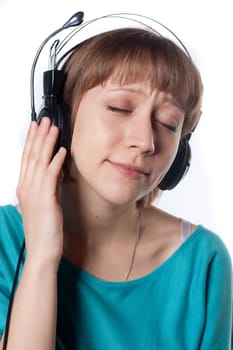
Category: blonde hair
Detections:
[{"x1": 62, "y1": 27, "x2": 203, "y2": 207}]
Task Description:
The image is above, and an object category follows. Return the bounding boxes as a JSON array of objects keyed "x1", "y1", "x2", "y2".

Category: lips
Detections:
[{"x1": 108, "y1": 160, "x2": 149, "y2": 179}]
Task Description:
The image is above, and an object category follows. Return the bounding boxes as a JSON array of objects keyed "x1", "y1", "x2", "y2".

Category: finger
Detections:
[
  {"x1": 22, "y1": 122, "x2": 62, "y2": 194},
  {"x1": 33, "y1": 123, "x2": 60, "y2": 166},
  {"x1": 21, "y1": 117, "x2": 53, "y2": 183},
  {"x1": 17, "y1": 117, "x2": 52, "y2": 196},
  {"x1": 17, "y1": 121, "x2": 38, "y2": 189},
  {"x1": 29, "y1": 117, "x2": 52, "y2": 161},
  {"x1": 46, "y1": 147, "x2": 67, "y2": 192}
]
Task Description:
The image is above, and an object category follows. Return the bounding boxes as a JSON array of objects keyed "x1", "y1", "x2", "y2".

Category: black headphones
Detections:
[{"x1": 30, "y1": 11, "x2": 193, "y2": 190}]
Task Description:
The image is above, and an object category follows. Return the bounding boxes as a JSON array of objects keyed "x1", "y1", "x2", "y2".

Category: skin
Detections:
[
  {"x1": 69, "y1": 81, "x2": 184, "y2": 206},
  {"x1": 0, "y1": 80, "x2": 189, "y2": 349},
  {"x1": 61, "y1": 80, "x2": 186, "y2": 280},
  {"x1": 0, "y1": 120, "x2": 67, "y2": 350}
]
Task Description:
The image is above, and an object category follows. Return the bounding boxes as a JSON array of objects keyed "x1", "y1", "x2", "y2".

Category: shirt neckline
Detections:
[
  {"x1": 8, "y1": 204, "x2": 203, "y2": 288},
  {"x1": 60, "y1": 225, "x2": 203, "y2": 288}
]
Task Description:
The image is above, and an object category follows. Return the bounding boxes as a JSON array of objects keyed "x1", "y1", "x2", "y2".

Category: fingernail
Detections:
[
  {"x1": 30, "y1": 121, "x2": 38, "y2": 130},
  {"x1": 41, "y1": 117, "x2": 50, "y2": 125}
]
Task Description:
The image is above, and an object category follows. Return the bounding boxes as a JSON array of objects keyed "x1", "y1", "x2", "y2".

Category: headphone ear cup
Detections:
[
  {"x1": 55, "y1": 101, "x2": 71, "y2": 151},
  {"x1": 158, "y1": 136, "x2": 191, "y2": 190},
  {"x1": 36, "y1": 69, "x2": 71, "y2": 154},
  {"x1": 37, "y1": 100, "x2": 71, "y2": 155}
]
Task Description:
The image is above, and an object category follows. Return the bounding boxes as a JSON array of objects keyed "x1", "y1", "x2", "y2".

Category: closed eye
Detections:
[
  {"x1": 107, "y1": 106, "x2": 132, "y2": 114},
  {"x1": 153, "y1": 119, "x2": 177, "y2": 133}
]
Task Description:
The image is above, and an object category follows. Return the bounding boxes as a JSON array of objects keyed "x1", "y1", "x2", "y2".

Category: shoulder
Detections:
[
  {"x1": 0, "y1": 204, "x2": 24, "y2": 261},
  {"x1": 0, "y1": 204, "x2": 22, "y2": 235},
  {"x1": 182, "y1": 225, "x2": 233, "y2": 288},
  {"x1": 143, "y1": 206, "x2": 232, "y2": 273},
  {"x1": 194, "y1": 225, "x2": 232, "y2": 265},
  {"x1": 0, "y1": 205, "x2": 24, "y2": 338},
  {"x1": 0, "y1": 204, "x2": 21, "y2": 224},
  {"x1": 0, "y1": 204, "x2": 24, "y2": 292}
]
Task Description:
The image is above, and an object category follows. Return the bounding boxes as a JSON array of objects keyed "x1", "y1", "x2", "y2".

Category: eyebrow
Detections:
[
  {"x1": 107, "y1": 86, "x2": 184, "y2": 112},
  {"x1": 108, "y1": 86, "x2": 148, "y2": 97}
]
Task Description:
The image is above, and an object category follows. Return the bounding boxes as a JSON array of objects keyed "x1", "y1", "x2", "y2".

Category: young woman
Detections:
[{"x1": 0, "y1": 24, "x2": 232, "y2": 349}]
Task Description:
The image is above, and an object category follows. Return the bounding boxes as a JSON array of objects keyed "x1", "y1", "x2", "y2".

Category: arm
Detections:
[
  {"x1": 1, "y1": 258, "x2": 58, "y2": 350},
  {"x1": 1, "y1": 118, "x2": 66, "y2": 350},
  {"x1": 200, "y1": 243, "x2": 233, "y2": 349}
]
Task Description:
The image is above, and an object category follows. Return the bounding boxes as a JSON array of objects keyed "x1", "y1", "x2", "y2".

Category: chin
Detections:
[{"x1": 98, "y1": 186, "x2": 148, "y2": 208}]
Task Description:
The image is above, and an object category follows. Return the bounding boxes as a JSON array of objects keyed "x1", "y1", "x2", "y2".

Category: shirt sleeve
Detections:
[
  {"x1": 199, "y1": 239, "x2": 233, "y2": 349},
  {"x1": 0, "y1": 240, "x2": 11, "y2": 339},
  {"x1": 0, "y1": 205, "x2": 24, "y2": 339}
]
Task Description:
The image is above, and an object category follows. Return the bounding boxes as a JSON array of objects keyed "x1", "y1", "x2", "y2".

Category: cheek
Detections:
[
  {"x1": 149, "y1": 135, "x2": 181, "y2": 181},
  {"x1": 160, "y1": 138, "x2": 181, "y2": 174},
  {"x1": 70, "y1": 114, "x2": 121, "y2": 160}
]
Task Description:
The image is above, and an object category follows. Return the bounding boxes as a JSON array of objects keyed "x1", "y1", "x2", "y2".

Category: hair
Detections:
[{"x1": 62, "y1": 27, "x2": 203, "y2": 207}]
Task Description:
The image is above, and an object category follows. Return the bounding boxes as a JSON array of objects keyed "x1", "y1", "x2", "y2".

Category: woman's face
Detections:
[{"x1": 69, "y1": 79, "x2": 184, "y2": 206}]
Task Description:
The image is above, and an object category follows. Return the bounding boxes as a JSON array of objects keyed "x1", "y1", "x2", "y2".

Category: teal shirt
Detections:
[{"x1": 0, "y1": 205, "x2": 232, "y2": 349}]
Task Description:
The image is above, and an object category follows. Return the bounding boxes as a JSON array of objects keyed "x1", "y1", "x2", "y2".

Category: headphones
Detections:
[{"x1": 30, "y1": 11, "x2": 192, "y2": 189}]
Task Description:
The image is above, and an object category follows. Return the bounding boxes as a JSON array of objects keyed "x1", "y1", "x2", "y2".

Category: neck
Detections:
[
  {"x1": 61, "y1": 178, "x2": 144, "y2": 281},
  {"x1": 61, "y1": 179, "x2": 140, "y2": 248}
]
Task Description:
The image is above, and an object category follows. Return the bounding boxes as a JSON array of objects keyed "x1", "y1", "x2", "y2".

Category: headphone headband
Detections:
[{"x1": 30, "y1": 11, "x2": 191, "y2": 121}]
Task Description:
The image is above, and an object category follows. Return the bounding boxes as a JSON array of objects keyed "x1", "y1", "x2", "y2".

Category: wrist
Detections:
[
  {"x1": 24, "y1": 239, "x2": 63, "y2": 269},
  {"x1": 24, "y1": 252, "x2": 61, "y2": 274}
]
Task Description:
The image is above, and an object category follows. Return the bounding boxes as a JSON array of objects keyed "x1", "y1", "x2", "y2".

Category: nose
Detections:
[{"x1": 125, "y1": 112, "x2": 155, "y2": 155}]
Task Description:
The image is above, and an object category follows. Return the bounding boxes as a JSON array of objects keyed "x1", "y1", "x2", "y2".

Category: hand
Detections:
[{"x1": 16, "y1": 117, "x2": 67, "y2": 266}]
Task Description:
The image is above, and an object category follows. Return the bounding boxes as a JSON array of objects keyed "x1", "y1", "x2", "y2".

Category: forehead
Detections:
[{"x1": 103, "y1": 79, "x2": 183, "y2": 108}]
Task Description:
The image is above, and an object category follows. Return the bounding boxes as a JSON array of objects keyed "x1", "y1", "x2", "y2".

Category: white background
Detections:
[{"x1": 0, "y1": 0, "x2": 232, "y2": 257}]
